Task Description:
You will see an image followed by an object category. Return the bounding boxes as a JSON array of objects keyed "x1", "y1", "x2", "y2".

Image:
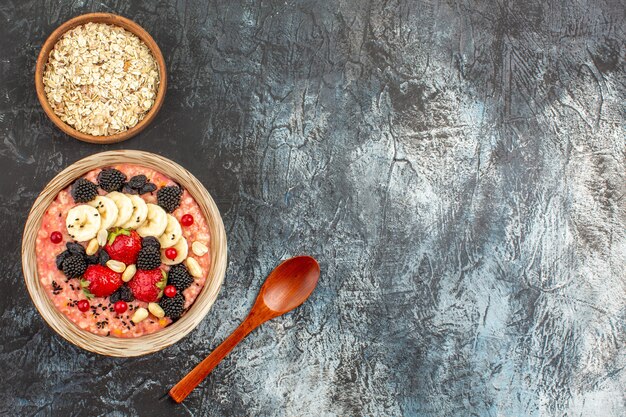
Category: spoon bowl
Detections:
[
  {"x1": 259, "y1": 256, "x2": 320, "y2": 314},
  {"x1": 169, "y1": 255, "x2": 320, "y2": 403}
]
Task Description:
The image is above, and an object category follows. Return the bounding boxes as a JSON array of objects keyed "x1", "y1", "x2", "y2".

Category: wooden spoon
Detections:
[{"x1": 169, "y1": 255, "x2": 320, "y2": 403}]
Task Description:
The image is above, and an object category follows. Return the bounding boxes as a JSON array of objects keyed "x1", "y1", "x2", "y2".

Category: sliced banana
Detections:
[
  {"x1": 122, "y1": 195, "x2": 148, "y2": 229},
  {"x1": 161, "y1": 237, "x2": 188, "y2": 265},
  {"x1": 65, "y1": 205, "x2": 101, "y2": 242},
  {"x1": 157, "y1": 214, "x2": 182, "y2": 248},
  {"x1": 88, "y1": 195, "x2": 118, "y2": 232},
  {"x1": 108, "y1": 192, "x2": 133, "y2": 227},
  {"x1": 137, "y1": 203, "x2": 168, "y2": 237}
]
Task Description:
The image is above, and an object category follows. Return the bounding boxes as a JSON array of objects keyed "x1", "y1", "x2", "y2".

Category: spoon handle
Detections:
[{"x1": 169, "y1": 318, "x2": 257, "y2": 403}]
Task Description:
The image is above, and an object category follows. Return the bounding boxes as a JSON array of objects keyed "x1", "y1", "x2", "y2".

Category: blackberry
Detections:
[
  {"x1": 97, "y1": 168, "x2": 126, "y2": 192},
  {"x1": 70, "y1": 178, "x2": 98, "y2": 203},
  {"x1": 167, "y1": 264, "x2": 193, "y2": 291},
  {"x1": 159, "y1": 293, "x2": 185, "y2": 319},
  {"x1": 128, "y1": 175, "x2": 147, "y2": 189},
  {"x1": 136, "y1": 246, "x2": 161, "y2": 270},
  {"x1": 110, "y1": 285, "x2": 134, "y2": 303},
  {"x1": 141, "y1": 236, "x2": 161, "y2": 250},
  {"x1": 56, "y1": 250, "x2": 70, "y2": 270},
  {"x1": 157, "y1": 186, "x2": 183, "y2": 213},
  {"x1": 62, "y1": 254, "x2": 87, "y2": 278}
]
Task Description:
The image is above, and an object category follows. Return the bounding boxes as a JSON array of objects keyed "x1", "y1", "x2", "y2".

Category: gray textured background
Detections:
[{"x1": 0, "y1": 0, "x2": 624, "y2": 416}]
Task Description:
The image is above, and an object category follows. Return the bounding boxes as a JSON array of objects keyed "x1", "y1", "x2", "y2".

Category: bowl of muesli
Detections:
[
  {"x1": 35, "y1": 13, "x2": 167, "y2": 144},
  {"x1": 22, "y1": 151, "x2": 227, "y2": 356}
]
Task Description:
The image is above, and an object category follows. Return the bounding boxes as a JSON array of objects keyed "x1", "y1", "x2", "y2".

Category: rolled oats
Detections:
[{"x1": 42, "y1": 22, "x2": 160, "y2": 136}]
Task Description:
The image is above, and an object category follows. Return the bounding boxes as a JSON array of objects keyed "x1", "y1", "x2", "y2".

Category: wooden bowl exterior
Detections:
[
  {"x1": 35, "y1": 13, "x2": 167, "y2": 144},
  {"x1": 21, "y1": 151, "x2": 227, "y2": 357}
]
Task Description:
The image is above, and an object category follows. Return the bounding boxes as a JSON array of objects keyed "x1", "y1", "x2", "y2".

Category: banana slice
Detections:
[
  {"x1": 157, "y1": 214, "x2": 182, "y2": 248},
  {"x1": 108, "y1": 192, "x2": 133, "y2": 227},
  {"x1": 122, "y1": 195, "x2": 148, "y2": 229},
  {"x1": 161, "y1": 237, "x2": 188, "y2": 265},
  {"x1": 88, "y1": 196, "x2": 118, "y2": 232},
  {"x1": 137, "y1": 204, "x2": 168, "y2": 237},
  {"x1": 66, "y1": 205, "x2": 101, "y2": 242}
]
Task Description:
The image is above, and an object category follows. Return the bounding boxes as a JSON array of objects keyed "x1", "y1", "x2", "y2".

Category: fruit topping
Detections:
[
  {"x1": 61, "y1": 254, "x2": 87, "y2": 278},
  {"x1": 122, "y1": 195, "x2": 148, "y2": 229},
  {"x1": 110, "y1": 285, "x2": 134, "y2": 303},
  {"x1": 128, "y1": 268, "x2": 166, "y2": 302},
  {"x1": 181, "y1": 214, "x2": 194, "y2": 227},
  {"x1": 140, "y1": 183, "x2": 157, "y2": 194},
  {"x1": 128, "y1": 175, "x2": 147, "y2": 189},
  {"x1": 97, "y1": 249, "x2": 110, "y2": 266},
  {"x1": 66, "y1": 242, "x2": 86, "y2": 255},
  {"x1": 113, "y1": 301, "x2": 128, "y2": 314},
  {"x1": 141, "y1": 236, "x2": 161, "y2": 250},
  {"x1": 122, "y1": 175, "x2": 157, "y2": 195},
  {"x1": 70, "y1": 178, "x2": 98, "y2": 203},
  {"x1": 161, "y1": 237, "x2": 188, "y2": 265},
  {"x1": 164, "y1": 248, "x2": 177, "y2": 260},
  {"x1": 158, "y1": 214, "x2": 182, "y2": 248},
  {"x1": 136, "y1": 203, "x2": 167, "y2": 237},
  {"x1": 157, "y1": 185, "x2": 183, "y2": 213},
  {"x1": 97, "y1": 168, "x2": 126, "y2": 192},
  {"x1": 82, "y1": 264, "x2": 123, "y2": 298},
  {"x1": 159, "y1": 293, "x2": 185, "y2": 319},
  {"x1": 163, "y1": 285, "x2": 177, "y2": 298},
  {"x1": 167, "y1": 264, "x2": 194, "y2": 291},
  {"x1": 66, "y1": 205, "x2": 101, "y2": 241},
  {"x1": 107, "y1": 192, "x2": 133, "y2": 227},
  {"x1": 105, "y1": 229, "x2": 142, "y2": 265},
  {"x1": 50, "y1": 231, "x2": 63, "y2": 244},
  {"x1": 87, "y1": 196, "x2": 119, "y2": 231},
  {"x1": 136, "y1": 246, "x2": 161, "y2": 270},
  {"x1": 77, "y1": 300, "x2": 90, "y2": 312}
]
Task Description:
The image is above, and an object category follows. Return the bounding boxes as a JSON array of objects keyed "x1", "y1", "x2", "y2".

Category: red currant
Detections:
[
  {"x1": 77, "y1": 300, "x2": 90, "y2": 312},
  {"x1": 50, "y1": 231, "x2": 63, "y2": 244},
  {"x1": 165, "y1": 248, "x2": 177, "y2": 260},
  {"x1": 181, "y1": 214, "x2": 194, "y2": 227},
  {"x1": 114, "y1": 301, "x2": 128, "y2": 314},
  {"x1": 164, "y1": 285, "x2": 177, "y2": 298}
]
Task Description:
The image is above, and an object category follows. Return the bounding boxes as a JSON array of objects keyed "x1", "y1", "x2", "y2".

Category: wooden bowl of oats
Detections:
[{"x1": 35, "y1": 13, "x2": 167, "y2": 144}]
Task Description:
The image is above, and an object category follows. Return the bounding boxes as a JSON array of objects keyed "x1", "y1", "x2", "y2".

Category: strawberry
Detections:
[
  {"x1": 128, "y1": 268, "x2": 167, "y2": 302},
  {"x1": 104, "y1": 228, "x2": 142, "y2": 265},
  {"x1": 81, "y1": 265, "x2": 123, "y2": 298}
]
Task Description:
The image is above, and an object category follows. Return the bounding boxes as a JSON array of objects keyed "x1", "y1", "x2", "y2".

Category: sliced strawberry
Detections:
[
  {"x1": 128, "y1": 268, "x2": 166, "y2": 302},
  {"x1": 104, "y1": 229, "x2": 142, "y2": 265},
  {"x1": 82, "y1": 265, "x2": 123, "y2": 298}
]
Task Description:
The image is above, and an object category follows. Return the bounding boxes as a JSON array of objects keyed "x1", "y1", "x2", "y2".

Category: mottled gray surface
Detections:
[{"x1": 0, "y1": 0, "x2": 624, "y2": 416}]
